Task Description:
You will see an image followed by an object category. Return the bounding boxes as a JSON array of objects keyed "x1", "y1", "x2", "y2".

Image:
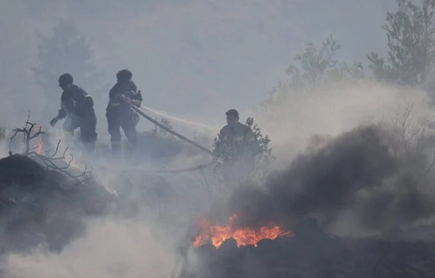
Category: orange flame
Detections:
[
  {"x1": 35, "y1": 138, "x2": 43, "y2": 154},
  {"x1": 193, "y1": 214, "x2": 295, "y2": 249},
  {"x1": 32, "y1": 125, "x2": 43, "y2": 154}
]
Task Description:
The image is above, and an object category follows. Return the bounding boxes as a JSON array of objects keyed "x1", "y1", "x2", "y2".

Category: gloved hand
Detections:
[
  {"x1": 123, "y1": 97, "x2": 132, "y2": 104},
  {"x1": 131, "y1": 100, "x2": 141, "y2": 107},
  {"x1": 117, "y1": 94, "x2": 131, "y2": 104},
  {"x1": 50, "y1": 117, "x2": 59, "y2": 127}
]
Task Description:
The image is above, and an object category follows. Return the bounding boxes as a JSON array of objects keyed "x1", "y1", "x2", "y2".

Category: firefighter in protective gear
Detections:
[
  {"x1": 50, "y1": 73, "x2": 97, "y2": 153},
  {"x1": 213, "y1": 109, "x2": 261, "y2": 183},
  {"x1": 106, "y1": 69, "x2": 143, "y2": 157}
]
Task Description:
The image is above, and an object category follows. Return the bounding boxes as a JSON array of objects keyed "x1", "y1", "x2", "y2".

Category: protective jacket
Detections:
[
  {"x1": 58, "y1": 85, "x2": 94, "y2": 119},
  {"x1": 106, "y1": 81, "x2": 143, "y2": 157},
  {"x1": 106, "y1": 81, "x2": 142, "y2": 115},
  {"x1": 56, "y1": 84, "x2": 97, "y2": 153},
  {"x1": 214, "y1": 122, "x2": 261, "y2": 161}
]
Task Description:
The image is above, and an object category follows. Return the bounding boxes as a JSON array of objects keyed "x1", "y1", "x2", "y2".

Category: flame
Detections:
[
  {"x1": 35, "y1": 138, "x2": 43, "y2": 154},
  {"x1": 33, "y1": 125, "x2": 43, "y2": 154},
  {"x1": 193, "y1": 214, "x2": 294, "y2": 249}
]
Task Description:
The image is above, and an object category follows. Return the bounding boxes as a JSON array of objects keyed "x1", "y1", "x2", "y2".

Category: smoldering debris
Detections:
[
  {"x1": 0, "y1": 153, "x2": 115, "y2": 254},
  {"x1": 215, "y1": 124, "x2": 435, "y2": 233},
  {"x1": 178, "y1": 123, "x2": 435, "y2": 278},
  {"x1": 181, "y1": 236, "x2": 435, "y2": 278}
]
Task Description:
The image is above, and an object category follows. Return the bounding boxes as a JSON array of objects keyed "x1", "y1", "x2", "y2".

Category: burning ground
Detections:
[
  {"x1": 180, "y1": 123, "x2": 435, "y2": 278},
  {"x1": 196, "y1": 124, "x2": 435, "y2": 236},
  {"x1": 2, "y1": 112, "x2": 435, "y2": 277}
]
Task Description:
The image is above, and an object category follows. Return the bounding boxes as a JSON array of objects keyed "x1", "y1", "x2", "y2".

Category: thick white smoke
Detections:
[
  {"x1": 255, "y1": 81, "x2": 435, "y2": 166},
  {"x1": 2, "y1": 218, "x2": 177, "y2": 278}
]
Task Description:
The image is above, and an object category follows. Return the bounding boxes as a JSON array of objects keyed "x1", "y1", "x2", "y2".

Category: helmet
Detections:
[
  {"x1": 225, "y1": 109, "x2": 239, "y2": 119},
  {"x1": 116, "y1": 69, "x2": 133, "y2": 82},
  {"x1": 58, "y1": 73, "x2": 73, "y2": 85}
]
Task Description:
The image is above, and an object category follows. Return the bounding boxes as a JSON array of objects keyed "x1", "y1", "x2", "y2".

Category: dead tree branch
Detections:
[
  {"x1": 10, "y1": 117, "x2": 92, "y2": 185},
  {"x1": 30, "y1": 141, "x2": 93, "y2": 184},
  {"x1": 9, "y1": 117, "x2": 45, "y2": 155}
]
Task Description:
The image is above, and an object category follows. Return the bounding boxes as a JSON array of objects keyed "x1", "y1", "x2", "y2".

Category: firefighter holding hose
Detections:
[{"x1": 106, "y1": 69, "x2": 142, "y2": 158}]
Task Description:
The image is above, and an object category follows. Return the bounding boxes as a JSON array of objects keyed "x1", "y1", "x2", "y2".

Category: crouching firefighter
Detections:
[
  {"x1": 213, "y1": 109, "x2": 261, "y2": 183},
  {"x1": 50, "y1": 73, "x2": 98, "y2": 153},
  {"x1": 106, "y1": 69, "x2": 142, "y2": 158}
]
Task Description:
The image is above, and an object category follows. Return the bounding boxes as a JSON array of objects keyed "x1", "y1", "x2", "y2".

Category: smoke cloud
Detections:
[{"x1": 219, "y1": 121, "x2": 435, "y2": 235}]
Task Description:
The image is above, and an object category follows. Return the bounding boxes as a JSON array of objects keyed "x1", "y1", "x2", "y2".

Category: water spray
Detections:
[
  {"x1": 140, "y1": 104, "x2": 218, "y2": 131},
  {"x1": 120, "y1": 96, "x2": 216, "y2": 157}
]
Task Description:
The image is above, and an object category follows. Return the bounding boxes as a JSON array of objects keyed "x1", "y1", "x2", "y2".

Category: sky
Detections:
[{"x1": 0, "y1": 0, "x2": 400, "y2": 129}]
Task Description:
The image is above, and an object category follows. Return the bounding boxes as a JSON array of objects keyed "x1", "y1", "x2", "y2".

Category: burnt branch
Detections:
[
  {"x1": 32, "y1": 146, "x2": 93, "y2": 184},
  {"x1": 29, "y1": 125, "x2": 44, "y2": 140},
  {"x1": 10, "y1": 118, "x2": 93, "y2": 185},
  {"x1": 9, "y1": 117, "x2": 45, "y2": 155}
]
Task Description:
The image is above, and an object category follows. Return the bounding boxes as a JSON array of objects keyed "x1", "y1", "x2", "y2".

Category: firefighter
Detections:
[
  {"x1": 106, "y1": 69, "x2": 142, "y2": 158},
  {"x1": 50, "y1": 73, "x2": 97, "y2": 153},
  {"x1": 213, "y1": 109, "x2": 261, "y2": 183}
]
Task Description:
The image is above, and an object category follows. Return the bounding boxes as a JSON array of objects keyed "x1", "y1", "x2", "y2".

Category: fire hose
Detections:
[
  {"x1": 151, "y1": 162, "x2": 214, "y2": 174},
  {"x1": 121, "y1": 96, "x2": 218, "y2": 173}
]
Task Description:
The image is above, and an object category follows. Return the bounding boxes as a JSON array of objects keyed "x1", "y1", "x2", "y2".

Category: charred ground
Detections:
[{"x1": 0, "y1": 151, "x2": 114, "y2": 254}]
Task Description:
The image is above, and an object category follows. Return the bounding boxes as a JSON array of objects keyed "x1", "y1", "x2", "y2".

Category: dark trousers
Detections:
[
  {"x1": 62, "y1": 112, "x2": 97, "y2": 153},
  {"x1": 107, "y1": 110, "x2": 137, "y2": 157}
]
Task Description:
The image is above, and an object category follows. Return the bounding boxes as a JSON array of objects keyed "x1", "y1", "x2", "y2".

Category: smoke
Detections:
[
  {"x1": 1, "y1": 218, "x2": 177, "y2": 278},
  {"x1": 3, "y1": 1, "x2": 435, "y2": 276},
  {"x1": 217, "y1": 121, "x2": 435, "y2": 235},
  {"x1": 161, "y1": 80, "x2": 433, "y2": 236},
  {"x1": 256, "y1": 81, "x2": 435, "y2": 165},
  {"x1": 0, "y1": 151, "x2": 212, "y2": 278},
  {"x1": 0, "y1": 121, "x2": 214, "y2": 278}
]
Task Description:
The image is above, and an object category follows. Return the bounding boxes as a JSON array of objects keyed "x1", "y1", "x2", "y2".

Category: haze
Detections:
[{"x1": 1, "y1": 0, "x2": 398, "y2": 129}]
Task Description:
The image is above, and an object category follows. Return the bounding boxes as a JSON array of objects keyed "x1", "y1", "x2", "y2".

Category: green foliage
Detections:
[
  {"x1": 211, "y1": 117, "x2": 274, "y2": 173},
  {"x1": 260, "y1": 35, "x2": 365, "y2": 112},
  {"x1": 245, "y1": 117, "x2": 272, "y2": 157},
  {"x1": 286, "y1": 35, "x2": 340, "y2": 87},
  {"x1": 368, "y1": 0, "x2": 435, "y2": 87},
  {"x1": 285, "y1": 35, "x2": 365, "y2": 89}
]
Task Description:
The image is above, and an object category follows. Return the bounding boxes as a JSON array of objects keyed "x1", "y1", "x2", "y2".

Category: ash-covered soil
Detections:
[
  {"x1": 0, "y1": 154, "x2": 115, "y2": 253},
  {"x1": 180, "y1": 234, "x2": 435, "y2": 278}
]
